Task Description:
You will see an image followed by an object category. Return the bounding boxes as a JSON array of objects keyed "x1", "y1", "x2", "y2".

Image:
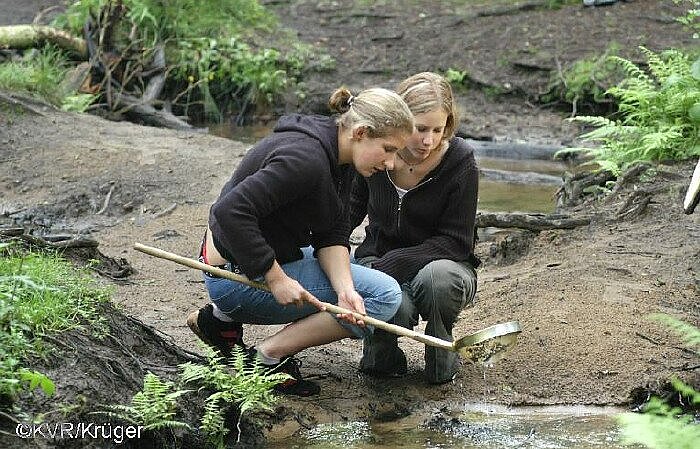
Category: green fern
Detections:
[
  {"x1": 617, "y1": 316, "x2": 700, "y2": 449},
  {"x1": 649, "y1": 314, "x2": 700, "y2": 347},
  {"x1": 95, "y1": 372, "x2": 191, "y2": 431},
  {"x1": 618, "y1": 396, "x2": 700, "y2": 449},
  {"x1": 179, "y1": 346, "x2": 288, "y2": 448},
  {"x1": 673, "y1": 0, "x2": 700, "y2": 38},
  {"x1": 609, "y1": 55, "x2": 654, "y2": 88},
  {"x1": 543, "y1": 44, "x2": 625, "y2": 109},
  {"x1": 567, "y1": 47, "x2": 700, "y2": 174}
]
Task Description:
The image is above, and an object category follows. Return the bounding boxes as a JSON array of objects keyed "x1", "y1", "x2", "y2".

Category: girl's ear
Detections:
[{"x1": 352, "y1": 126, "x2": 368, "y2": 140}]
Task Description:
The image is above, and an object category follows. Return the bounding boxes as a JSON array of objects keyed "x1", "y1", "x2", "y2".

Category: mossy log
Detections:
[{"x1": 0, "y1": 25, "x2": 87, "y2": 59}]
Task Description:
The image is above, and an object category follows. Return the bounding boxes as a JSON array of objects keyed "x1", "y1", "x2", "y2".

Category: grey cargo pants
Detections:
[{"x1": 357, "y1": 258, "x2": 477, "y2": 383}]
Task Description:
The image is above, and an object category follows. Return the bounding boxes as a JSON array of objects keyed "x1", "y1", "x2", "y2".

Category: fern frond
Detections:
[
  {"x1": 671, "y1": 378, "x2": 700, "y2": 405},
  {"x1": 147, "y1": 419, "x2": 192, "y2": 431},
  {"x1": 618, "y1": 410, "x2": 700, "y2": 449},
  {"x1": 649, "y1": 314, "x2": 700, "y2": 347},
  {"x1": 97, "y1": 371, "x2": 190, "y2": 431},
  {"x1": 92, "y1": 407, "x2": 140, "y2": 425},
  {"x1": 609, "y1": 55, "x2": 653, "y2": 87}
]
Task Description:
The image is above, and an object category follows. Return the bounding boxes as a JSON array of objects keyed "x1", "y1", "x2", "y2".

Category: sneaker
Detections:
[
  {"x1": 187, "y1": 303, "x2": 244, "y2": 357},
  {"x1": 258, "y1": 353, "x2": 320, "y2": 397}
]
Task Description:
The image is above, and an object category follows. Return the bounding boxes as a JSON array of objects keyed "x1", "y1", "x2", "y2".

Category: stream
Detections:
[{"x1": 264, "y1": 405, "x2": 639, "y2": 449}]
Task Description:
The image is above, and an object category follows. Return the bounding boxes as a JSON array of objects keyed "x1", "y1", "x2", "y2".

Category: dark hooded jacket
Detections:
[
  {"x1": 349, "y1": 136, "x2": 479, "y2": 284},
  {"x1": 209, "y1": 114, "x2": 354, "y2": 279}
]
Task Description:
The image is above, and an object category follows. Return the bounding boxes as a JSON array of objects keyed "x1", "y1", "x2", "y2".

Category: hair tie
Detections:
[{"x1": 347, "y1": 95, "x2": 355, "y2": 108}]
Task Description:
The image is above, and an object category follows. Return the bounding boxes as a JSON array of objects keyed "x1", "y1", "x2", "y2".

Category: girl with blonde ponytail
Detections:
[{"x1": 187, "y1": 86, "x2": 413, "y2": 396}]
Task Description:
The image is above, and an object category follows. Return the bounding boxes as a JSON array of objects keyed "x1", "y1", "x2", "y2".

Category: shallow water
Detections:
[
  {"x1": 265, "y1": 405, "x2": 639, "y2": 449},
  {"x1": 476, "y1": 156, "x2": 567, "y2": 213},
  {"x1": 477, "y1": 180, "x2": 559, "y2": 214}
]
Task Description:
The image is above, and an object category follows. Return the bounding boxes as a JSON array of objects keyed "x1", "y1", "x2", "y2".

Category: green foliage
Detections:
[
  {"x1": 96, "y1": 372, "x2": 191, "y2": 431},
  {"x1": 56, "y1": 0, "x2": 275, "y2": 38},
  {"x1": 543, "y1": 44, "x2": 625, "y2": 111},
  {"x1": 617, "y1": 317, "x2": 700, "y2": 449},
  {"x1": 172, "y1": 38, "x2": 290, "y2": 120},
  {"x1": 649, "y1": 314, "x2": 700, "y2": 347},
  {"x1": 53, "y1": 0, "x2": 320, "y2": 120},
  {"x1": 179, "y1": 346, "x2": 287, "y2": 448},
  {"x1": 444, "y1": 68, "x2": 468, "y2": 86},
  {"x1": 18, "y1": 369, "x2": 56, "y2": 397},
  {"x1": 0, "y1": 46, "x2": 70, "y2": 104},
  {"x1": 0, "y1": 244, "x2": 110, "y2": 400},
  {"x1": 673, "y1": 0, "x2": 700, "y2": 39},
  {"x1": 618, "y1": 392, "x2": 700, "y2": 449},
  {"x1": 564, "y1": 47, "x2": 700, "y2": 174},
  {"x1": 61, "y1": 93, "x2": 99, "y2": 112}
]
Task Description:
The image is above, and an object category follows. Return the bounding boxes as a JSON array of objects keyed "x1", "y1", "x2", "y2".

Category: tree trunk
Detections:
[{"x1": 0, "y1": 25, "x2": 87, "y2": 59}]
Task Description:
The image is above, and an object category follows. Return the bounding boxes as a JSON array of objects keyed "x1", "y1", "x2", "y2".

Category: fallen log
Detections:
[
  {"x1": 476, "y1": 212, "x2": 590, "y2": 231},
  {"x1": 0, "y1": 25, "x2": 87, "y2": 59}
]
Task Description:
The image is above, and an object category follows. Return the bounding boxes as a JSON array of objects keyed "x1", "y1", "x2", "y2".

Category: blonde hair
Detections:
[
  {"x1": 396, "y1": 72, "x2": 459, "y2": 145},
  {"x1": 329, "y1": 87, "x2": 414, "y2": 138}
]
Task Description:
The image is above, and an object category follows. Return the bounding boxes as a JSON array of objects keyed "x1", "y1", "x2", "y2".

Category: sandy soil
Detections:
[{"x1": 0, "y1": 0, "x2": 698, "y2": 438}]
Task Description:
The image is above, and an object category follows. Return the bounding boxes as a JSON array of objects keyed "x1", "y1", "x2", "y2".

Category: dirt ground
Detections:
[{"x1": 0, "y1": 0, "x2": 699, "y2": 441}]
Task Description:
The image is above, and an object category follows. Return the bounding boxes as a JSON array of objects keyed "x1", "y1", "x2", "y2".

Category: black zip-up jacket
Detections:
[
  {"x1": 349, "y1": 137, "x2": 479, "y2": 284},
  {"x1": 209, "y1": 114, "x2": 354, "y2": 279}
]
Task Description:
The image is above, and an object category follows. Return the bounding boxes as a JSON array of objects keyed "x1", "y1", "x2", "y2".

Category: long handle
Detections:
[{"x1": 133, "y1": 243, "x2": 454, "y2": 351}]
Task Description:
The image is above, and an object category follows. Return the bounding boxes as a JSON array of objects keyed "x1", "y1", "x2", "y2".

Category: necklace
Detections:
[{"x1": 396, "y1": 151, "x2": 421, "y2": 173}]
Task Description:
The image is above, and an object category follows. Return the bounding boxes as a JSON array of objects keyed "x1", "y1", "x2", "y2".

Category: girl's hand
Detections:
[
  {"x1": 265, "y1": 262, "x2": 325, "y2": 310},
  {"x1": 268, "y1": 275, "x2": 325, "y2": 310},
  {"x1": 336, "y1": 289, "x2": 367, "y2": 327}
]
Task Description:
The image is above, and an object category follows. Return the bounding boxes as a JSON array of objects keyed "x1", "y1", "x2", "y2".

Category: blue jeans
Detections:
[{"x1": 203, "y1": 247, "x2": 402, "y2": 338}]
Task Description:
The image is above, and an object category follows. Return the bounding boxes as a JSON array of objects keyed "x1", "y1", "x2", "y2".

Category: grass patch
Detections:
[
  {"x1": 0, "y1": 46, "x2": 70, "y2": 104},
  {"x1": 0, "y1": 242, "x2": 111, "y2": 400}
]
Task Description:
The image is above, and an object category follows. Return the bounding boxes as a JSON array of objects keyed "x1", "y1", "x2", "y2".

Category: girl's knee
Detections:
[
  {"x1": 369, "y1": 284, "x2": 402, "y2": 322},
  {"x1": 414, "y1": 259, "x2": 477, "y2": 308},
  {"x1": 382, "y1": 288, "x2": 403, "y2": 321}
]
